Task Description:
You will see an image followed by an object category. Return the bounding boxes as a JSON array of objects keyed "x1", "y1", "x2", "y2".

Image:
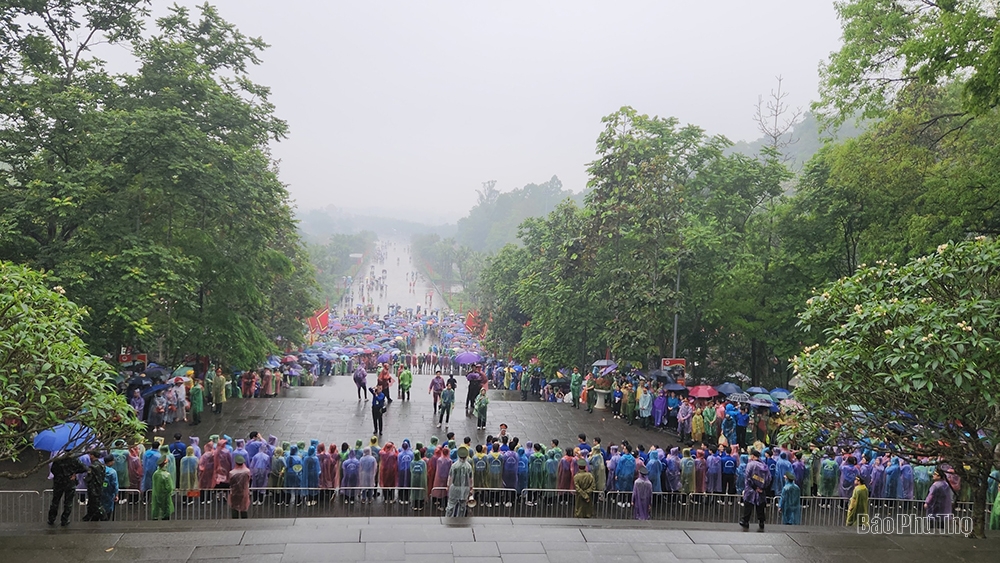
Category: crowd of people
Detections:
[{"x1": 46, "y1": 420, "x2": 1000, "y2": 531}]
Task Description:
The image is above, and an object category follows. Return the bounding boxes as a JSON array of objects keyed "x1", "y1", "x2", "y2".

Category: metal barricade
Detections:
[
  {"x1": 514, "y1": 488, "x2": 578, "y2": 519},
  {"x1": 0, "y1": 490, "x2": 42, "y2": 524}
]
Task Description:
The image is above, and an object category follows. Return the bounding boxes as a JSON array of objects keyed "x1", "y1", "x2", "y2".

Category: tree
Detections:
[
  {"x1": 754, "y1": 75, "x2": 802, "y2": 158},
  {"x1": 787, "y1": 237, "x2": 1000, "y2": 538},
  {"x1": 0, "y1": 2, "x2": 317, "y2": 368},
  {"x1": 819, "y1": 0, "x2": 1000, "y2": 121},
  {"x1": 585, "y1": 107, "x2": 727, "y2": 364},
  {"x1": 1, "y1": 261, "x2": 144, "y2": 478}
]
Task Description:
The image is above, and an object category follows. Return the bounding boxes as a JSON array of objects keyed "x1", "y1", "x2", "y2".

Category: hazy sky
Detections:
[{"x1": 152, "y1": 1, "x2": 843, "y2": 221}]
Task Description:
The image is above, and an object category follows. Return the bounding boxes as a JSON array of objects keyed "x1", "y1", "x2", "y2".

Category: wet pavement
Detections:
[{"x1": 0, "y1": 516, "x2": 995, "y2": 562}]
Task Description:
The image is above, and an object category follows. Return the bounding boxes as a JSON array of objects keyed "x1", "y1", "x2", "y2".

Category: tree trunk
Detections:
[{"x1": 972, "y1": 470, "x2": 988, "y2": 538}]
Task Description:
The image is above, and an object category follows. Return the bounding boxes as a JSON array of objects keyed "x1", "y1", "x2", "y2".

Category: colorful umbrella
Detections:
[
  {"x1": 33, "y1": 423, "x2": 96, "y2": 452},
  {"x1": 688, "y1": 385, "x2": 720, "y2": 398}
]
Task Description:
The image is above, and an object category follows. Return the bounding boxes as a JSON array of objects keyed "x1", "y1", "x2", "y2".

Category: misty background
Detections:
[{"x1": 132, "y1": 1, "x2": 846, "y2": 236}]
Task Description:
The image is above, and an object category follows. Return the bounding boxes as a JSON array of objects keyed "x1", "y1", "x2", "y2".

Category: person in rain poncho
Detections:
[
  {"x1": 705, "y1": 450, "x2": 722, "y2": 494},
  {"x1": 149, "y1": 391, "x2": 166, "y2": 431},
  {"x1": 633, "y1": 466, "x2": 652, "y2": 520},
  {"x1": 303, "y1": 445, "x2": 321, "y2": 506},
  {"x1": 569, "y1": 367, "x2": 583, "y2": 409},
  {"x1": 340, "y1": 449, "x2": 359, "y2": 504},
  {"x1": 99, "y1": 455, "x2": 119, "y2": 521},
  {"x1": 818, "y1": 452, "x2": 839, "y2": 504},
  {"x1": 663, "y1": 448, "x2": 681, "y2": 493},
  {"x1": 398, "y1": 367, "x2": 412, "y2": 400},
  {"x1": 380, "y1": 442, "x2": 399, "y2": 502},
  {"x1": 573, "y1": 457, "x2": 595, "y2": 518},
  {"x1": 410, "y1": 450, "x2": 427, "y2": 510},
  {"x1": 445, "y1": 446, "x2": 474, "y2": 518},
  {"x1": 179, "y1": 447, "x2": 199, "y2": 506},
  {"x1": 214, "y1": 439, "x2": 233, "y2": 488},
  {"x1": 431, "y1": 447, "x2": 452, "y2": 509},
  {"x1": 516, "y1": 447, "x2": 530, "y2": 495},
  {"x1": 913, "y1": 462, "x2": 932, "y2": 501},
  {"x1": 110, "y1": 440, "x2": 130, "y2": 492},
  {"x1": 588, "y1": 447, "x2": 607, "y2": 499},
  {"x1": 739, "y1": 450, "x2": 771, "y2": 531},
  {"x1": 638, "y1": 386, "x2": 653, "y2": 428},
  {"x1": 924, "y1": 469, "x2": 953, "y2": 522},
  {"x1": 702, "y1": 404, "x2": 716, "y2": 443},
  {"x1": 474, "y1": 387, "x2": 489, "y2": 430},
  {"x1": 691, "y1": 409, "x2": 704, "y2": 443},
  {"x1": 526, "y1": 444, "x2": 545, "y2": 505},
  {"x1": 359, "y1": 447, "x2": 378, "y2": 503},
  {"x1": 839, "y1": 456, "x2": 859, "y2": 499},
  {"x1": 646, "y1": 450, "x2": 663, "y2": 494},
  {"x1": 884, "y1": 457, "x2": 901, "y2": 500},
  {"x1": 778, "y1": 472, "x2": 801, "y2": 525},
  {"x1": 197, "y1": 442, "x2": 215, "y2": 504},
  {"x1": 622, "y1": 385, "x2": 636, "y2": 424},
  {"x1": 652, "y1": 390, "x2": 667, "y2": 427},
  {"x1": 677, "y1": 401, "x2": 694, "y2": 442},
  {"x1": 557, "y1": 448, "x2": 575, "y2": 497},
  {"x1": 694, "y1": 449, "x2": 707, "y2": 494},
  {"x1": 126, "y1": 446, "x2": 143, "y2": 504},
  {"x1": 285, "y1": 445, "x2": 304, "y2": 506},
  {"x1": 229, "y1": 455, "x2": 251, "y2": 519},
  {"x1": 774, "y1": 452, "x2": 793, "y2": 497},
  {"x1": 250, "y1": 444, "x2": 271, "y2": 505},
  {"x1": 680, "y1": 449, "x2": 696, "y2": 497},
  {"x1": 722, "y1": 413, "x2": 737, "y2": 446},
  {"x1": 151, "y1": 457, "x2": 174, "y2": 520},
  {"x1": 899, "y1": 460, "x2": 914, "y2": 500},
  {"x1": 397, "y1": 440, "x2": 414, "y2": 504},
  {"x1": 847, "y1": 474, "x2": 870, "y2": 526},
  {"x1": 869, "y1": 457, "x2": 885, "y2": 500},
  {"x1": 616, "y1": 447, "x2": 636, "y2": 493},
  {"x1": 353, "y1": 366, "x2": 369, "y2": 400},
  {"x1": 736, "y1": 453, "x2": 748, "y2": 494}
]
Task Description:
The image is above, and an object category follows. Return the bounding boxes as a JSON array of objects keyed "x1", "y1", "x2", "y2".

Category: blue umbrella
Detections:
[
  {"x1": 746, "y1": 386, "x2": 769, "y2": 395},
  {"x1": 715, "y1": 382, "x2": 743, "y2": 395},
  {"x1": 769, "y1": 388, "x2": 791, "y2": 400},
  {"x1": 33, "y1": 423, "x2": 96, "y2": 452},
  {"x1": 664, "y1": 383, "x2": 687, "y2": 392},
  {"x1": 141, "y1": 383, "x2": 171, "y2": 398}
]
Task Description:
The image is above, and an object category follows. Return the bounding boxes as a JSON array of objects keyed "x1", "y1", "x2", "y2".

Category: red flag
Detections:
[
  {"x1": 307, "y1": 315, "x2": 320, "y2": 333},
  {"x1": 315, "y1": 307, "x2": 330, "y2": 332}
]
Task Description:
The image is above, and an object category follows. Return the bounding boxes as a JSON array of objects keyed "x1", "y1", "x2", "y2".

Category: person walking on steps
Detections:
[{"x1": 370, "y1": 384, "x2": 387, "y2": 436}]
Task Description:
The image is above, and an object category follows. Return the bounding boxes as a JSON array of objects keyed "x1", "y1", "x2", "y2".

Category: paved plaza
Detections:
[{"x1": 0, "y1": 516, "x2": 996, "y2": 562}]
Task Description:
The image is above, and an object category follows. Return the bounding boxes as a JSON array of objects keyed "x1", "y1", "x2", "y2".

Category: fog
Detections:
[{"x1": 150, "y1": 1, "x2": 842, "y2": 221}]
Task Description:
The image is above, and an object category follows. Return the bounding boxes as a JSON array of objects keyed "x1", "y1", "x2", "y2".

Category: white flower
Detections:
[
  {"x1": 937, "y1": 243, "x2": 948, "y2": 254},
  {"x1": 52, "y1": 286, "x2": 65, "y2": 295}
]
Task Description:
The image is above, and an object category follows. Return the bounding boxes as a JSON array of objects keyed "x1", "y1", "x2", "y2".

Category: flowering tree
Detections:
[
  {"x1": 0, "y1": 261, "x2": 144, "y2": 478},
  {"x1": 787, "y1": 238, "x2": 1000, "y2": 538}
]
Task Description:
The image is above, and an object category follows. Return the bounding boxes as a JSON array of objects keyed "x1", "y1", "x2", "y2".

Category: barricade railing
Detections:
[
  {"x1": 0, "y1": 490, "x2": 43, "y2": 524},
  {"x1": 16, "y1": 489, "x2": 992, "y2": 525}
]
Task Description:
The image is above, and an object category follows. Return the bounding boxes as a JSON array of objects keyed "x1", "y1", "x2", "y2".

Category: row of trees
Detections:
[{"x1": 0, "y1": 2, "x2": 317, "y2": 369}]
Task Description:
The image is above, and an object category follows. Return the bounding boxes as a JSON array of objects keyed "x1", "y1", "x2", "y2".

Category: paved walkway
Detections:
[{"x1": 0, "y1": 516, "x2": 995, "y2": 562}]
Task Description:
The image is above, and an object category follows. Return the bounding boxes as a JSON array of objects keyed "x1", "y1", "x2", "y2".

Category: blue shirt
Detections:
[
  {"x1": 721, "y1": 454, "x2": 737, "y2": 475},
  {"x1": 736, "y1": 412, "x2": 750, "y2": 427},
  {"x1": 372, "y1": 392, "x2": 386, "y2": 410}
]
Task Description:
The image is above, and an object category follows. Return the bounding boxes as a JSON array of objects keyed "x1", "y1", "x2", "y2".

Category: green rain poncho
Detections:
[
  {"x1": 399, "y1": 369, "x2": 412, "y2": 391},
  {"x1": 680, "y1": 449, "x2": 695, "y2": 494},
  {"x1": 702, "y1": 406, "x2": 717, "y2": 439},
  {"x1": 528, "y1": 451, "x2": 546, "y2": 489},
  {"x1": 150, "y1": 462, "x2": 175, "y2": 520},
  {"x1": 411, "y1": 452, "x2": 427, "y2": 502},
  {"x1": 588, "y1": 449, "x2": 606, "y2": 492}
]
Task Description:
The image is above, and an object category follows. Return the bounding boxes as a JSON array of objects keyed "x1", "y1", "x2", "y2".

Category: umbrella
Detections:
[
  {"x1": 144, "y1": 366, "x2": 169, "y2": 380},
  {"x1": 600, "y1": 363, "x2": 617, "y2": 376},
  {"x1": 688, "y1": 385, "x2": 719, "y2": 398},
  {"x1": 647, "y1": 369, "x2": 676, "y2": 383},
  {"x1": 664, "y1": 383, "x2": 687, "y2": 392},
  {"x1": 141, "y1": 383, "x2": 172, "y2": 398},
  {"x1": 282, "y1": 355, "x2": 298, "y2": 363},
  {"x1": 745, "y1": 386, "x2": 769, "y2": 395},
  {"x1": 715, "y1": 382, "x2": 742, "y2": 395},
  {"x1": 727, "y1": 392, "x2": 751, "y2": 403},
  {"x1": 592, "y1": 359, "x2": 615, "y2": 367},
  {"x1": 769, "y1": 388, "x2": 791, "y2": 400},
  {"x1": 172, "y1": 376, "x2": 191, "y2": 384},
  {"x1": 749, "y1": 398, "x2": 773, "y2": 408},
  {"x1": 752, "y1": 393, "x2": 774, "y2": 402},
  {"x1": 454, "y1": 351, "x2": 482, "y2": 365},
  {"x1": 376, "y1": 352, "x2": 392, "y2": 363},
  {"x1": 33, "y1": 423, "x2": 96, "y2": 452},
  {"x1": 126, "y1": 376, "x2": 152, "y2": 388},
  {"x1": 172, "y1": 366, "x2": 195, "y2": 377}
]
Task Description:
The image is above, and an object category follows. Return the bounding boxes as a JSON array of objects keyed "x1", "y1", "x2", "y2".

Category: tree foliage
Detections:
[
  {"x1": 0, "y1": 261, "x2": 144, "y2": 478},
  {"x1": 819, "y1": 0, "x2": 1000, "y2": 120},
  {"x1": 0, "y1": 1, "x2": 316, "y2": 368},
  {"x1": 787, "y1": 237, "x2": 1000, "y2": 537}
]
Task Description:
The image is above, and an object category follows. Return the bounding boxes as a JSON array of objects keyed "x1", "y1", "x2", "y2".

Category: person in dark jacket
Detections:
[{"x1": 48, "y1": 454, "x2": 88, "y2": 526}]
